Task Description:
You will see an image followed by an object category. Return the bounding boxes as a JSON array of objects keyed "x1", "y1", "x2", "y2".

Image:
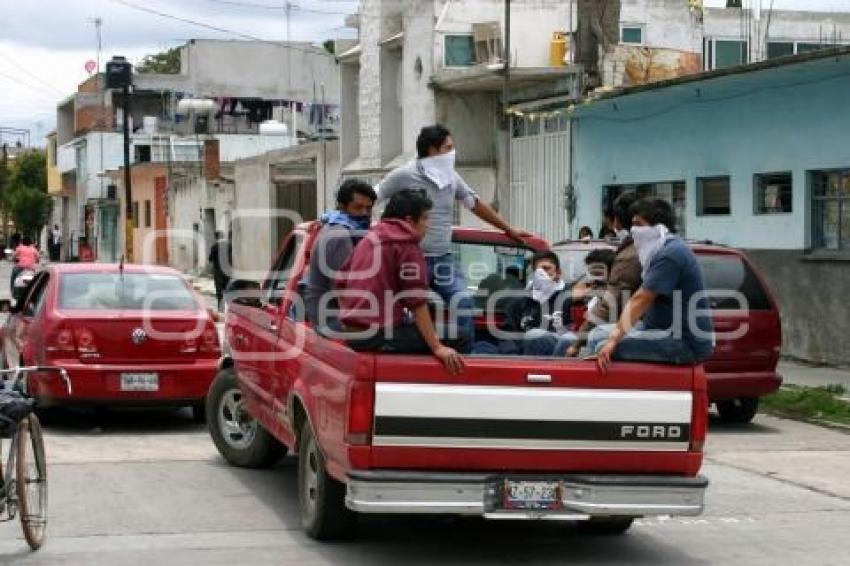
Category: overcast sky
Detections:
[{"x1": 1, "y1": 0, "x2": 848, "y2": 146}]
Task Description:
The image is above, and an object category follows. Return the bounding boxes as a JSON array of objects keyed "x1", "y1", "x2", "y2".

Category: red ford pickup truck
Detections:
[{"x1": 207, "y1": 224, "x2": 709, "y2": 540}]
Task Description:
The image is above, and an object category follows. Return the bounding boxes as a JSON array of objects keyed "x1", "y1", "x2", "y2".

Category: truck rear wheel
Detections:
[
  {"x1": 207, "y1": 368, "x2": 285, "y2": 468},
  {"x1": 577, "y1": 516, "x2": 634, "y2": 535},
  {"x1": 298, "y1": 422, "x2": 356, "y2": 540},
  {"x1": 716, "y1": 397, "x2": 759, "y2": 424}
]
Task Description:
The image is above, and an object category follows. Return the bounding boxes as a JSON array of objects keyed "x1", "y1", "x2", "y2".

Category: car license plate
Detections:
[
  {"x1": 503, "y1": 480, "x2": 561, "y2": 510},
  {"x1": 120, "y1": 373, "x2": 159, "y2": 392}
]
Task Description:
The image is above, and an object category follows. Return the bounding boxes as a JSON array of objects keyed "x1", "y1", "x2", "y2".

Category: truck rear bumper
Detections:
[{"x1": 346, "y1": 471, "x2": 708, "y2": 518}]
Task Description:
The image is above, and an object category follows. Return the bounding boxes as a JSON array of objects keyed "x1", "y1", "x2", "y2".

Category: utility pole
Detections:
[
  {"x1": 106, "y1": 56, "x2": 134, "y2": 261},
  {"x1": 495, "y1": 0, "x2": 511, "y2": 213},
  {"x1": 321, "y1": 83, "x2": 327, "y2": 214}
]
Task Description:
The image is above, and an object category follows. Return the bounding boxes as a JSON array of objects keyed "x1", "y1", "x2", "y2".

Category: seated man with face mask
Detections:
[
  {"x1": 497, "y1": 251, "x2": 578, "y2": 356},
  {"x1": 590, "y1": 197, "x2": 715, "y2": 369}
]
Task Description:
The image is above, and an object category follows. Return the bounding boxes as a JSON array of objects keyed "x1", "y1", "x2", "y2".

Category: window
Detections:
[
  {"x1": 811, "y1": 169, "x2": 850, "y2": 251},
  {"x1": 714, "y1": 40, "x2": 748, "y2": 69},
  {"x1": 603, "y1": 181, "x2": 687, "y2": 236},
  {"x1": 445, "y1": 35, "x2": 475, "y2": 67},
  {"x1": 797, "y1": 42, "x2": 826, "y2": 54},
  {"x1": 767, "y1": 42, "x2": 794, "y2": 59},
  {"x1": 697, "y1": 176, "x2": 731, "y2": 216},
  {"x1": 451, "y1": 241, "x2": 534, "y2": 311},
  {"x1": 58, "y1": 273, "x2": 199, "y2": 310},
  {"x1": 754, "y1": 172, "x2": 792, "y2": 214},
  {"x1": 132, "y1": 202, "x2": 139, "y2": 227},
  {"x1": 621, "y1": 26, "x2": 643, "y2": 44},
  {"x1": 135, "y1": 144, "x2": 151, "y2": 163},
  {"x1": 144, "y1": 200, "x2": 152, "y2": 228},
  {"x1": 264, "y1": 233, "x2": 303, "y2": 305},
  {"x1": 697, "y1": 254, "x2": 771, "y2": 310}
]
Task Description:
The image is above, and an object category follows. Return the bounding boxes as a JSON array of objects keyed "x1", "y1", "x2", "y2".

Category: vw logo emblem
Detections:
[{"x1": 130, "y1": 328, "x2": 147, "y2": 345}]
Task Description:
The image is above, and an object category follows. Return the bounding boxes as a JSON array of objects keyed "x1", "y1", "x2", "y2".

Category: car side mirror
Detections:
[{"x1": 225, "y1": 279, "x2": 262, "y2": 308}]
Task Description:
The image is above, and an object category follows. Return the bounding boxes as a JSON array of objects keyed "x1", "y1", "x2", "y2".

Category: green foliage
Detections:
[
  {"x1": 322, "y1": 40, "x2": 336, "y2": 55},
  {"x1": 136, "y1": 47, "x2": 181, "y2": 74},
  {"x1": 761, "y1": 385, "x2": 850, "y2": 426},
  {"x1": 1, "y1": 149, "x2": 51, "y2": 238}
]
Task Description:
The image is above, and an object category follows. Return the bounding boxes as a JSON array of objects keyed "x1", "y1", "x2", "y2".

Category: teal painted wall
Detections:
[{"x1": 571, "y1": 58, "x2": 850, "y2": 250}]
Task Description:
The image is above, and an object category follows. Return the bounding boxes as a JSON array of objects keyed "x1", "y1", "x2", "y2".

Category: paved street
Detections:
[{"x1": 0, "y1": 409, "x2": 847, "y2": 565}]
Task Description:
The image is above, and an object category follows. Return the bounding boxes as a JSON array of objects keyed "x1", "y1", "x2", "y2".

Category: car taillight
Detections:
[
  {"x1": 46, "y1": 327, "x2": 75, "y2": 353},
  {"x1": 74, "y1": 327, "x2": 98, "y2": 354},
  {"x1": 180, "y1": 336, "x2": 199, "y2": 353},
  {"x1": 345, "y1": 380, "x2": 374, "y2": 446},
  {"x1": 200, "y1": 326, "x2": 220, "y2": 353},
  {"x1": 690, "y1": 366, "x2": 709, "y2": 453}
]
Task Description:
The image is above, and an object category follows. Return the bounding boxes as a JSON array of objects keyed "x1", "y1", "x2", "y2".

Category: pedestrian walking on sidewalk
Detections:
[
  {"x1": 208, "y1": 231, "x2": 232, "y2": 311},
  {"x1": 48, "y1": 224, "x2": 61, "y2": 262}
]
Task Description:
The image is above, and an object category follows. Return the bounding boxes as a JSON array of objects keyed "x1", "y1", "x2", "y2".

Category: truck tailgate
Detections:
[{"x1": 360, "y1": 355, "x2": 706, "y2": 476}]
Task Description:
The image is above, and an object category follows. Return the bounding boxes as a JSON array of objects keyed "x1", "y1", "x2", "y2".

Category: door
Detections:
[
  {"x1": 510, "y1": 119, "x2": 570, "y2": 242},
  {"x1": 4, "y1": 273, "x2": 50, "y2": 368},
  {"x1": 274, "y1": 181, "x2": 317, "y2": 251}
]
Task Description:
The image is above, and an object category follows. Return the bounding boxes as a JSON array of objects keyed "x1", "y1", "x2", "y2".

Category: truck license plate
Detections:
[
  {"x1": 120, "y1": 373, "x2": 159, "y2": 392},
  {"x1": 503, "y1": 480, "x2": 561, "y2": 510}
]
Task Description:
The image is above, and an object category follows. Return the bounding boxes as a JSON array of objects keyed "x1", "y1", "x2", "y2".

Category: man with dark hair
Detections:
[
  {"x1": 590, "y1": 197, "x2": 714, "y2": 369},
  {"x1": 566, "y1": 191, "x2": 642, "y2": 357},
  {"x1": 305, "y1": 179, "x2": 377, "y2": 329},
  {"x1": 335, "y1": 189, "x2": 466, "y2": 374},
  {"x1": 376, "y1": 124, "x2": 531, "y2": 346},
  {"x1": 208, "y1": 230, "x2": 232, "y2": 311},
  {"x1": 498, "y1": 251, "x2": 577, "y2": 356}
]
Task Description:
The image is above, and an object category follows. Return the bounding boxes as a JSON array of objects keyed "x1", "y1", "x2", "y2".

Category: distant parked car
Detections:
[
  {"x1": 0, "y1": 264, "x2": 220, "y2": 421},
  {"x1": 552, "y1": 239, "x2": 782, "y2": 424}
]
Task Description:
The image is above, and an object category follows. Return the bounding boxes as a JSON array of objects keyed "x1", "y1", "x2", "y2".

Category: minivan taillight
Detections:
[{"x1": 345, "y1": 380, "x2": 374, "y2": 446}]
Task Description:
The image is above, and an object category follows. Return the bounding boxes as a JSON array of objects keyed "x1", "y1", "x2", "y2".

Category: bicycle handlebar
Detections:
[{"x1": 0, "y1": 366, "x2": 72, "y2": 395}]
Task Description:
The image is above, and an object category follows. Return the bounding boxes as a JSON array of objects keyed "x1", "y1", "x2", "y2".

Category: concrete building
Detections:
[
  {"x1": 568, "y1": 46, "x2": 850, "y2": 366},
  {"x1": 52, "y1": 39, "x2": 340, "y2": 263},
  {"x1": 339, "y1": 0, "x2": 580, "y2": 234},
  {"x1": 231, "y1": 140, "x2": 340, "y2": 277}
]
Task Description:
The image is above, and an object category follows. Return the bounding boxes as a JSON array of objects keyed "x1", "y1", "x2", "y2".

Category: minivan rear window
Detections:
[
  {"x1": 697, "y1": 255, "x2": 772, "y2": 310},
  {"x1": 59, "y1": 273, "x2": 199, "y2": 311}
]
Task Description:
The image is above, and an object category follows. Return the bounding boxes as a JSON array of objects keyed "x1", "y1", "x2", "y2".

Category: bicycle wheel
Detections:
[{"x1": 16, "y1": 414, "x2": 47, "y2": 550}]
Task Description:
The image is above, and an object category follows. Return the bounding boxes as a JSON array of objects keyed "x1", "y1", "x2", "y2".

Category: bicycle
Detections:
[{"x1": 0, "y1": 366, "x2": 71, "y2": 550}]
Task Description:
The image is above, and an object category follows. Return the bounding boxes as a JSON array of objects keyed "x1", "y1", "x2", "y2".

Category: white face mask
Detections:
[
  {"x1": 631, "y1": 224, "x2": 670, "y2": 276},
  {"x1": 419, "y1": 149, "x2": 456, "y2": 190},
  {"x1": 529, "y1": 267, "x2": 565, "y2": 303}
]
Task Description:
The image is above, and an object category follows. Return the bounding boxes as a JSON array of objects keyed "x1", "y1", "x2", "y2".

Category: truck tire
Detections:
[
  {"x1": 298, "y1": 422, "x2": 356, "y2": 540},
  {"x1": 716, "y1": 397, "x2": 759, "y2": 424},
  {"x1": 577, "y1": 517, "x2": 634, "y2": 535},
  {"x1": 207, "y1": 367, "x2": 285, "y2": 468}
]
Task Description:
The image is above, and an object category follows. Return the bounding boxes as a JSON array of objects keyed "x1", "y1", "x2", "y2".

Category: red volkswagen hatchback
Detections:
[{"x1": 0, "y1": 264, "x2": 220, "y2": 420}]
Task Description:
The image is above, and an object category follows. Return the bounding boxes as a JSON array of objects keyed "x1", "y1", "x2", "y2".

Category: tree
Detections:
[
  {"x1": 322, "y1": 40, "x2": 336, "y2": 55},
  {"x1": 136, "y1": 47, "x2": 181, "y2": 74},
  {"x1": 5, "y1": 149, "x2": 51, "y2": 239}
]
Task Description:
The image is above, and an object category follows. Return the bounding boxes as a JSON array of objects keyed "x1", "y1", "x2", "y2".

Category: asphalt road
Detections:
[{"x1": 0, "y1": 408, "x2": 848, "y2": 565}]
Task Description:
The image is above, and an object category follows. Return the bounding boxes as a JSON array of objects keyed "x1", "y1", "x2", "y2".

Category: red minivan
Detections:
[
  {"x1": 552, "y1": 240, "x2": 782, "y2": 423},
  {"x1": 0, "y1": 264, "x2": 220, "y2": 419}
]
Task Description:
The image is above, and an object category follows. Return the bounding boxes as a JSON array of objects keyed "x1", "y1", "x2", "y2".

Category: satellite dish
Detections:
[{"x1": 85, "y1": 60, "x2": 97, "y2": 75}]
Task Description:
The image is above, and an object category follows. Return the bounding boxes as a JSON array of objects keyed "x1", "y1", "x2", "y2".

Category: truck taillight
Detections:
[
  {"x1": 690, "y1": 367, "x2": 709, "y2": 453},
  {"x1": 345, "y1": 380, "x2": 374, "y2": 446}
]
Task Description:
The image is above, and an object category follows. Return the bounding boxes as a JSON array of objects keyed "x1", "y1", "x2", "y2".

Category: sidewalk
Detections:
[{"x1": 779, "y1": 360, "x2": 850, "y2": 389}]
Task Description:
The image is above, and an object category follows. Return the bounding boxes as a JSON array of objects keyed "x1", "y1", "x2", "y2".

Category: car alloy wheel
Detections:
[{"x1": 217, "y1": 388, "x2": 257, "y2": 450}]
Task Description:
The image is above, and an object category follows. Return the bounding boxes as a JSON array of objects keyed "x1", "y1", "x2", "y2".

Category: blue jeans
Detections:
[
  {"x1": 522, "y1": 329, "x2": 578, "y2": 356},
  {"x1": 587, "y1": 323, "x2": 697, "y2": 365},
  {"x1": 426, "y1": 254, "x2": 474, "y2": 348}
]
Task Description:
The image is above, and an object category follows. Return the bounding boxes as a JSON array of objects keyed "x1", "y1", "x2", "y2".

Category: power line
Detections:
[
  {"x1": 0, "y1": 69, "x2": 62, "y2": 101},
  {"x1": 201, "y1": 0, "x2": 354, "y2": 16},
  {"x1": 0, "y1": 49, "x2": 64, "y2": 95},
  {"x1": 109, "y1": 0, "x2": 328, "y2": 52}
]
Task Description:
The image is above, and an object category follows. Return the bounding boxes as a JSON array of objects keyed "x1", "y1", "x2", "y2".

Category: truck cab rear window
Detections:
[{"x1": 59, "y1": 273, "x2": 199, "y2": 311}]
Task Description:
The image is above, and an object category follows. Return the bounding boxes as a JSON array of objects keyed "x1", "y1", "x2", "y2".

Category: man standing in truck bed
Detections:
[{"x1": 376, "y1": 125, "x2": 532, "y2": 348}]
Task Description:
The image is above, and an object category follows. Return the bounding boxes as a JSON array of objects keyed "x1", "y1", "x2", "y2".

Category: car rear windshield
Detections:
[
  {"x1": 698, "y1": 254, "x2": 772, "y2": 310},
  {"x1": 59, "y1": 273, "x2": 200, "y2": 311}
]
